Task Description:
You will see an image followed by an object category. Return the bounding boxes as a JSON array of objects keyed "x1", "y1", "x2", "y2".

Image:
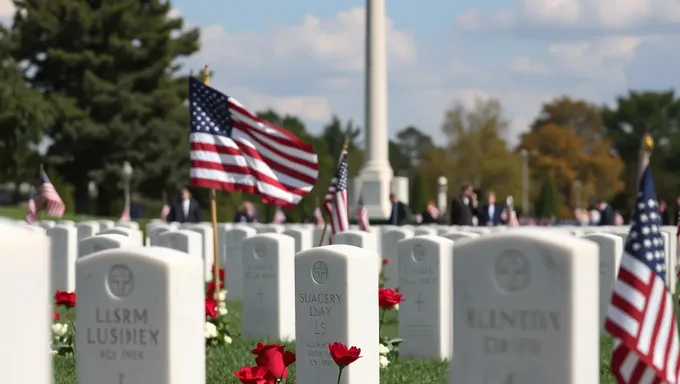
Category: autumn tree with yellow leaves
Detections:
[{"x1": 519, "y1": 97, "x2": 624, "y2": 218}]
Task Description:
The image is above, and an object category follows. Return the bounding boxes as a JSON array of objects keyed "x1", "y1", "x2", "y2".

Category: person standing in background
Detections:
[
  {"x1": 388, "y1": 193, "x2": 410, "y2": 225},
  {"x1": 449, "y1": 184, "x2": 474, "y2": 225},
  {"x1": 420, "y1": 201, "x2": 439, "y2": 224},
  {"x1": 234, "y1": 201, "x2": 260, "y2": 223},
  {"x1": 598, "y1": 199, "x2": 615, "y2": 226},
  {"x1": 659, "y1": 200, "x2": 670, "y2": 225},
  {"x1": 479, "y1": 191, "x2": 502, "y2": 226},
  {"x1": 167, "y1": 186, "x2": 201, "y2": 223}
]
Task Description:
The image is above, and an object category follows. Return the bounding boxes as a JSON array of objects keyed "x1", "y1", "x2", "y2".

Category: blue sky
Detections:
[{"x1": 3, "y1": 0, "x2": 680, "y2": 146}]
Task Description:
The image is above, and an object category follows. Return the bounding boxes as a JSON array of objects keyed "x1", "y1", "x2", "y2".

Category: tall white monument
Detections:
[{"x1": 353, "y1": 0, "x2": 408, "y2": 219}]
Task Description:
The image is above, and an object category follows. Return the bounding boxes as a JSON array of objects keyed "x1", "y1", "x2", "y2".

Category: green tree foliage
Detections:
[
  {"x1": 602, "y1": 91, "x2": 680, "y2": 212},
  {"x1": 409, "y1": 173, "x2": 431, "y2": 213},
  {"x1": 0, "y1": 26, "x2": 53, "y2": 188},
  {"x1": 395, "y1": 125, "x2": 434, "y2": 167},
  {"x1": 11, "y1": 0, "x2": 200, "y2": 214},
  {"x1": 535, "y1": 176, "x2": 559, "y2": 219}
]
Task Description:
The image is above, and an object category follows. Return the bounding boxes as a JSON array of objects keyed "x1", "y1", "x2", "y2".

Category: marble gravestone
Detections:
[
  {"x1": 657, "y1": 229, "x2": 677, "y2": 294},
  {"x1": 256, "y1": 225, "x2": 283, "y2": 234},
  {"x1": 224, "y1": 227, "x2": 257, "y2": 300},
  {"x1": 57, "y1": 220, "x2": 75, "y2": 226},
  {"x1": 450, "y1": 230, "x2": 599, "y2": 384},
  {"x1": 184, "y1": 224, "x2": 215, "y2": 282},
  {"x1": 581, "y1": 233, "x2": 622, "y2": 331},
  {"x1": 98, "y1": 220, "x2": 116, "y2": 231},
  {"x1": 76, "y1": 221, "x2": 100, "y2": 241},
  {"x1": 147, "y1": 226, "x2": 173, "y2": 247},
  {"x1": 313, "y1": 227, "x2": 330, "y2": 247},
  {"x1": 332, "y1": 230, "x2": 377, "y2": 253},
  {"x1": 413, "y1": 227, "x2": 437, "y2": 236},
  {"x1": 381, "y1": 228, "x2": 414, "y2": 288},
  {"x1": 157, "y1": 230, "x2": 203, "y2": 259},
  {"x1": 39, "y1": 220, "x2": 56, "y2": 229},
  {"x1": 0, "y1": 220, "x2": 52, "y2": 384},
  {"x1": 78, "y1": 234, "x2": 133, "y2": 258},
  {"x1": 47, "y1": 224, "x2": 78, "y2": 292},
  {"x1": 441, "y1": 230, "x2": 479, "y2": 245},
  {"x1": 295, "y1": 245, "x2": 379, "y2": 384},
  {"x1": 398, "y1": 235, "x2": 454, "y2": 359},
  {"x1": 100, "y1": 227, "x2": 143, "y2": 246},
  {"x1": 282, "y1": 228, "x2": 313, "y2": 253},
  {"x1": 75, "y1": 247, "x2": 205, "y2": 384},
  {"x1": 116, "y1": 221, "x2": 140, "y2": 230},
  {"x1": 241, "y1": 234, "x2": 296, "y2": 341}
]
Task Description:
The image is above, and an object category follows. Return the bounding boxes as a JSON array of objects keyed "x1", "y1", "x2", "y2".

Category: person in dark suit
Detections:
[
  {"x1": 449, "y1": 184, "x2": 475, "y2": 225},
  {"x1": 420, "y1": 201, "x2": 439, "y2": 224},
  {"x1": 388, "y1": 193, "x2": 410, "y2": 225},
  {"x1": 659, "y1": 200, "x2": 670, "y2": 225},
  {"x1": 598, "y1": 199, "x2": 615, "y2": 226},
  {"x1": 167, "y1": 187, "x2": 201, "y2": 223},
  {"x1": 479, "y1": 191, "x2": 503, "y2": 226}
]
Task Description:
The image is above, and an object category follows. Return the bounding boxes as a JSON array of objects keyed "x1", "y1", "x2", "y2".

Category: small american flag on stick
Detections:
[
  {"x1": 25, "y1": 193, "x2": 37, "y2": 224},
  {"x1": 324, "y1": 145, "x2": 349, "y2": 236},
  {"x1": 188, "y1": 77, "x2": 319, "y2": 208},
  {"x1": 36, "y1": 170, "x2": 65, "y2": 217},
  {"x1": 605, "y1": 165, "x2": 680, "y2": 383},
  {"x1": 356, "y1": 194, "x2": 369, "y2": 231}
]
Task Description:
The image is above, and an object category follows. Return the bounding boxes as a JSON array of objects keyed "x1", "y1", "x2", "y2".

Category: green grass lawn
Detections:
[
  {"x1": 52, "y1": 301, "x2": 617, "y2": 383},
  {"x1": 0, "y1": 204, "x2": 618, "y2": 382}
]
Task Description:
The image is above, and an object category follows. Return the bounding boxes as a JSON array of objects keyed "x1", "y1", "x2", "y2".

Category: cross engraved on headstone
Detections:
[
  {"x1": 108, "y1": 264, "x2": 135, "y2": 298},
  {"x1": 256, "y1": 287, "x2": 264, "y2": 304},
  {"x1": 312, "y1": 261, "x2": 328, "y2": 284},
  {"x1": 415, "y1": 292, "x2": 425, "y2": 312}
]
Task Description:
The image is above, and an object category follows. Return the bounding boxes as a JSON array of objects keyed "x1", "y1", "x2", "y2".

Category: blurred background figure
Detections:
[
  {"x1": 419, "y1": 201, "x2": 440, "y2": 224},
  {"x1": 589, "y1": 206, "x2": 601, "y2": 226},
  {"x1": 597, "y1": 198, "x2": 614, "y2": 225},
  {"x1": 659, "y1": 200, "x2": 670, "y2": 225},
  {"x1": 388, "y1": 192, "x2": 410, "y2": 226},
  {"x1": 167, "y1": 187, "x2": 201, "y2": 223},
  {"x1": 233, "y1": 201, "x2": 260, "y2": 223},
  {"x1": 479, "y1": 191, "x2": 502, "y2": 226}
]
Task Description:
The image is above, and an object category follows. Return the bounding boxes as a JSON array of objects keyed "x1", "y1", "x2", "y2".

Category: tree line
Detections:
[{"x1": 0, "y1": 2, "x2": 678, "y2": 221}]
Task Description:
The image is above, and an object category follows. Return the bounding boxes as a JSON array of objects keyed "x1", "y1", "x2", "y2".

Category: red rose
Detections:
[
  {"x1": 382, "y1": 258, "x2": 389, "y2": 265},
  {"x1": 328, "y1": 342, "x2": 362, "y2": 367},
  {"x1": 206, "y1": 280, "x2": 224, "y2": 295},
  {"x1": 378, "y1": 288, "x2": 403, "y2": 310},
  {"x1": 53, "y1": 312, "x2": 60, "y2": 321},
  {"x1": 218, "y1": 268, "x2": 225, "y2": 281},
  {"x1": 251, "y1": 342, "x2": 295, "y2": 380},
  {"x1": 54, "y1": 291, "x2": 76, "y2": 308},
  {"x1": 234, "y1": 365, "x2": 269, "y2": 384},
  {"x1": 205, "y1": 297, "x2": 217, "y2": 319}
]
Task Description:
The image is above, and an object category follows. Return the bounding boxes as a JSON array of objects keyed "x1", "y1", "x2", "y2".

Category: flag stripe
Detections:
[{"x1": 324, "y1": 150, "x2": 349, "y2": 236}]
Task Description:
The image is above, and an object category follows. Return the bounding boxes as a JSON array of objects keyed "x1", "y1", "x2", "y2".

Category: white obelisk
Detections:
[{"x1": 356, "y1": 0, "x2": 394, "y2": 219}]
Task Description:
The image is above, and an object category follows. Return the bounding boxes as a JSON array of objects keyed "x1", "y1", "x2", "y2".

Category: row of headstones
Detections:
[{"x1": 6, "y1": 217, "x2": 607, "y2": 383}]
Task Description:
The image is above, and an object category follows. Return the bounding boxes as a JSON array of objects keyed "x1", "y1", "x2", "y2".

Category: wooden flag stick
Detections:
[
  {"x1": 318, "y1": 138, "x2": 349, "y2": 247},
  {"x1": 204, "y1": 64, "x2": 223, "y2": 303}
]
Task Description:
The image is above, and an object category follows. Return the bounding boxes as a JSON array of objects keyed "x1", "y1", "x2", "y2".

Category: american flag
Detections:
[
  {"x1": 120, "y1": 207, "x2": 130, "y2": 221},
  {"x1": 25, "y1": 193, "x2": 37, "y2": 224},
  {"x1": 272, "y1": 208, "x2": 286, "y2": 224},
  {"x1": 36, "y1": 170, "x2": 65, "y2": 217},
  {"x1": 356, "y1": 195, "x2": 369, "y2": 231},
  {"x1": 605, "y1": 165, "x2": 680, "y2": 384},
  {"x1": 323, "y1": 149, "x2": 349, "y2": 236},
  {"x1": 188, "y1": 78, "x2": 319, "y2": 208},
  {"x1": 312, "y1": 206, "x2": 324, "y2": 226},
  {"x1": 160, "y1": 204, "x2": 170, "y2": 221}
]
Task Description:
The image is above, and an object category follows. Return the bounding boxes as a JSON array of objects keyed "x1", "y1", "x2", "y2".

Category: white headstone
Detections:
[
  {"x1": 76, "y1": 221, "x2": 100, "y2": 241},
  {"x1": 57, "y1": 220, "x2": 75, "y2": 226},
  {"x1": 224, "y1": 227, "x2": 257, "y2": 300},
  {"x1": 295, "y1": 245, "x2": 379, "y2": 384},
  {"x1": 658, "y1": 228, "x2": 677, "y2": 294},
  {"x1": 147, "y1": 226, "x2": 173, "y2": 246},
  {"x1": 116, "y1": 221, "x2": 140, "y2": 230},
  {"x1": 441, "y1": 230, "x2": 479, "y2": 245},
  {"x1": 313, "y1": 226, "x2": 330, "y2": 246},
  {"x1": 256, "y1": 225, "x2": 283, "y2": 234},
  {"x1": 381, "y1": 228, "x2": 414, "y2": 288},
  {"x1": 242, "y1": 234, "x2": 296, "y2": 341},
  {"x1": 98, "y1": 220, "x2": 115, "y2": 231},
  {"x1": 39, "y1": 220, "x2": 55, "y2": 229},
  {"x1": 450, "y1": 230, "x2": 599, "y2": 383},
  {"x1": 582, "y1": 233, "x2": 622, "y2": 331},
  {"x1": 0, "y1": 220, "x2": 51, "y2": 383},
  {"x1": 100, "y1": 227, "x2": 143, "y2": 246},
  {"x1": 413, "y1": 227, "x2": 437, "y2": 236},
  {"x1": 282, "y1": 228, "x2": 312, "y2": 253},
  {"x1": 332, "y1": 230, "x2": 377, "y2": 253},
  {"x1": 47, "y1": 224, "x2": 78, "y2": 292},
  {"x1": 75, "y1": 247, "x2": 205, "y2": 384},
  {"x1": 398, "y1": 235, "x2": 454, "y2": 359},
  {"x1": 157, "y1": 230, "x2": 203, "y2": 260},
  {"x1": 185, "y1": 224, "x2": 215, "y2": 282},
  {"x1": 79, "y1": 234, "x2": 133, "y2": 258}
]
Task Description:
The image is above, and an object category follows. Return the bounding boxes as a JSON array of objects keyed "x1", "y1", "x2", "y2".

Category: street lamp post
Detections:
[
  {"x1": 88, "y1": 181, "x2": 98, "y2": 215},
  {"x1": 520, "y1": 149, "x2": 528, "y2": 215},
  {"x1": 122, "y1": 162, "x2": 133, "y2": 215}
]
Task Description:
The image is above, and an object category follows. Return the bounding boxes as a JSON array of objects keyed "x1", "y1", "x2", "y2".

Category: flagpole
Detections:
[
  {"x1": 204, "y1": 64, "x2": 223, "y2": 304},
  {"x1": 318, "y1": 138, "x2": 349, "y2": 247}
]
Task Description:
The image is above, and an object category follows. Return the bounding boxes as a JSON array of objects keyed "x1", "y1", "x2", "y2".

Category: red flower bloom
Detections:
[
  {"x1": 378, "y1": 287, "x2": 403, "y2": 310},
  {"x1": 250, "y1": 342, "x2": 295, "y2": 380},
  {"x1": 382, "y1": 258, "x2": 389, "y2": 265},
  {"x1": 328, "y1": 342, "x2": 362, "y2": 367},
  {"x1": 218, "y1": 268, "x2": 225, "y2": 281},
  {"x1": 54, "y1": 291, "x2": 76, "y2": 307},
  {"x1": 234, "y1": 365, "x2": 269, "y2": 384},
  {"x1": 53, "y1": 312, "x2": 60, "y2": 321},
  {"x1": 205, "y1": 297, "x2": 217, "y2": 319},
  {"x1": 206, "y1": 280, "x2": 224, "y2": 295}
]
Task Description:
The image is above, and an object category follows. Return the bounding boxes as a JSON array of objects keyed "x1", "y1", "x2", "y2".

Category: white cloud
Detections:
[
  {"x1": 456, "y1": 0, "x2": 680, "y2": 33},
  {"x1": 0, "y1": 0, "x2": 13, "y2": 16}
]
